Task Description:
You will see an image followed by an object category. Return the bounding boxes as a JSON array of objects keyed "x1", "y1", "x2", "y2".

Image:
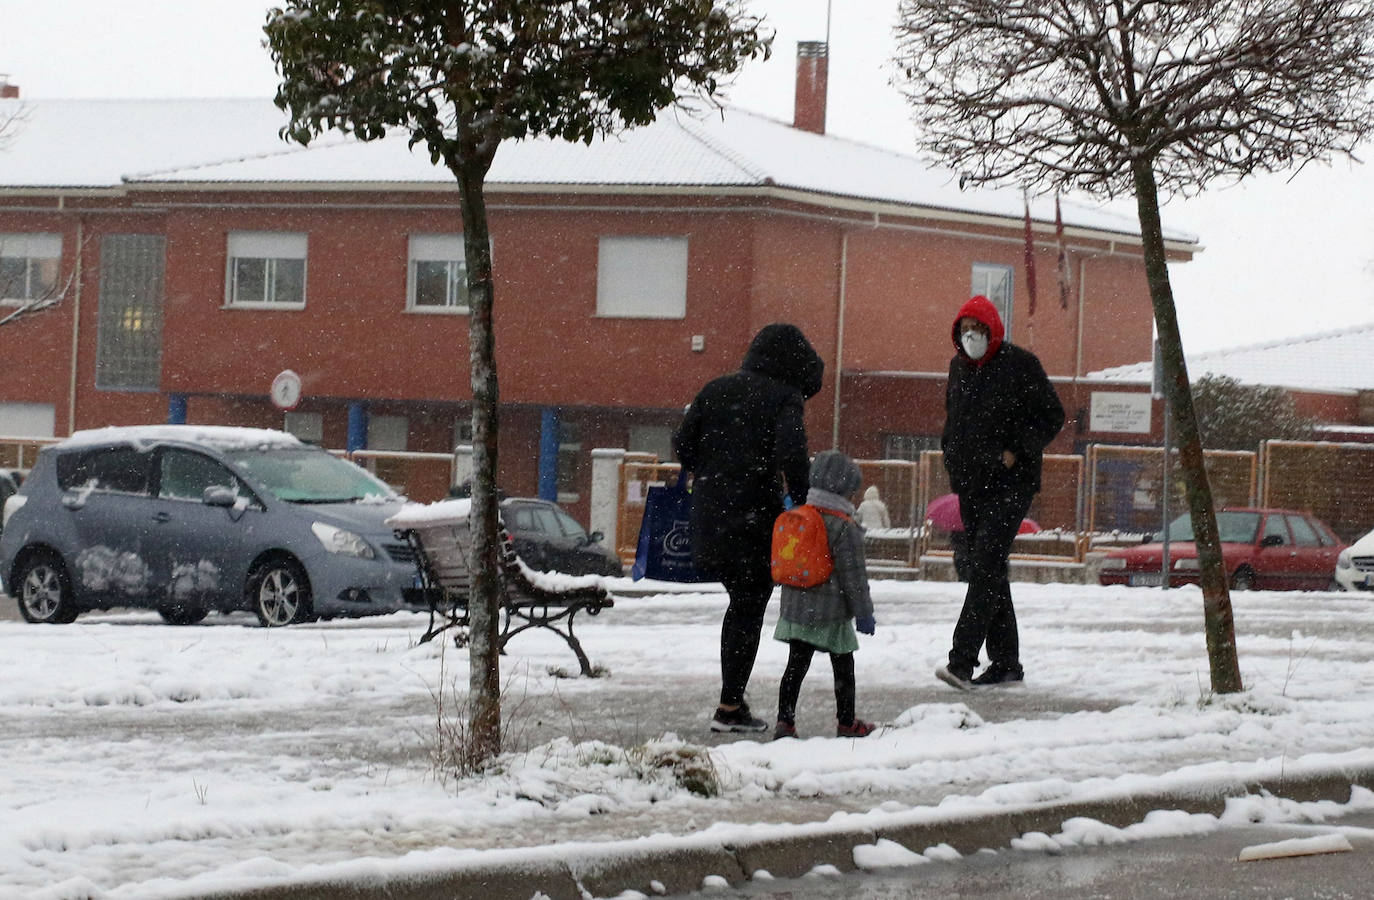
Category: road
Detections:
[{"x1": 702, "y1": 812, "x2": 1374, "y2": 899}]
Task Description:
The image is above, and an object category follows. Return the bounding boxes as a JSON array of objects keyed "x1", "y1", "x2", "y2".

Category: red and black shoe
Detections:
[{"x1": 836, "y1": 718, "x2": 876, "y2": 738}]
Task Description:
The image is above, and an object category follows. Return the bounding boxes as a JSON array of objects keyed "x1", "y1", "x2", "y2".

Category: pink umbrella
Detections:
[
  {"x1": 925, "y1": 493, "x2": 964, "y2": 531},
  {"x1": 926, "y1": 493, "x2": 1040, "y2": 534}
]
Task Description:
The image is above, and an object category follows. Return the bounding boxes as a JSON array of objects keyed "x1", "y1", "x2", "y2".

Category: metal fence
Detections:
[
  {"x1": 1261, "y1": 440, "x2": 1374, "y2": 542},
  {"x1": 1085, "y1": 445, "x2": 1258, "y2": 540},
  {"x1": 915, "y1": 451, "x2": 1085, "y2": 562}
]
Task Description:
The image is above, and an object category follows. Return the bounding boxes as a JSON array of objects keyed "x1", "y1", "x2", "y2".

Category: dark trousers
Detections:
[
  {"x1": 948, "y1": 486, "x2": 1034, "y2": 676},
  {"x1": 950, "y1": 529, "x2": 971, "y2": 582},
  {"x1": 717, "y1": 568, "x2": 775, "y2": 708},
  {"x1": 777, "y1": 640, "x2": 856, "y2": 726}
]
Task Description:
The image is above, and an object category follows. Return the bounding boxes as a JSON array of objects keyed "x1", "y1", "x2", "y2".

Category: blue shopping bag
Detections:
[{"x1": 631, "y1": 474, "x2": 707, "y2": 582}]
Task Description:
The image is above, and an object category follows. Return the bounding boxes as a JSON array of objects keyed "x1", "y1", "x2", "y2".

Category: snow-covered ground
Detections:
[{"x1": 4, "y1": 578, "x2": 1374, "y2": 898}]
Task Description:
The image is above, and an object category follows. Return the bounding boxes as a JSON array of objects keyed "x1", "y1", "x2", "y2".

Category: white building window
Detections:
[
  {"x1": 367, "y1": 414, "x2": 409, "y2": 452},
  {"x1": 408, "y1": 234, "x2": 468, "y2": 312},
  {"x1": 596, "y1": 236, "x2": 688, "y2": 319},
  {"x1": 883, "y1": 433, "x2": 940, "y2": 462},
  {"x1": 971, "y1": 263, "x2": 1013, "y2": 335},
  {"x1": 283, "y1": 411, "x2": 324, "y2": 445},
  {"x1": 0, "y1": 402, "x2": 56, "y2": 438},
  {"x1": 0, "y1": 233, "x2": 61, "y2": 304},
  {"x1": 226, "y1": 232, "x2": 307, "y2": 308},
  {"x1": 557, "y1": 420, "x2": 582, "y2": 504},
  {"x1": 628, "y1": 424, "x2": 674, "y2": 462},
  {"x1": 453, "y1": 417, "x2": 474, "y2": 449}
]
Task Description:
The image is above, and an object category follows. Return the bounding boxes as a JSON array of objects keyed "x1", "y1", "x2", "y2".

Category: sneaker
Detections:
[
  {"x1": 710, "y1": 704, "x2": 768, "y2": 733},
  {"x1": 972, "y1": 664, "x2": 1024, "y2": 687},
  {"x1": 773, "y1": 720, "x2": 798, "y2": 741},
  {"x1": 935, "y1": 664, "x2": 976, "y2": 692},
  {"x1": 836, "y1": 718, "x2": 876, "y2": 738}
]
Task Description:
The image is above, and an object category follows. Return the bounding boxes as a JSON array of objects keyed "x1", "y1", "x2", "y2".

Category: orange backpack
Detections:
[{"x1": 771, "y1": 504, "x2": 851, "y2": 588}]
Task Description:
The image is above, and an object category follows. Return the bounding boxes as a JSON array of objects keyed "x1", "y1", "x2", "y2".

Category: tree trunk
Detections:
[
  {"x1": 1129, "y1": 159, "x2": 1244, "y2": 694},
  {"x1": 455, "y1": 154, "x2": 503, "y2": 761}
]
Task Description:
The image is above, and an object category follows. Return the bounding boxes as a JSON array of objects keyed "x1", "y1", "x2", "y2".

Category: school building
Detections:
[{"x1": 0, "y1": 47, "x2": 1200, "y2": 524}]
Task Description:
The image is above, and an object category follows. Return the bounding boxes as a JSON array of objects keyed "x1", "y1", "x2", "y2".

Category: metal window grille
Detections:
[{"x1": 95, "y1": 234, "x2": 165, "y2": 390}]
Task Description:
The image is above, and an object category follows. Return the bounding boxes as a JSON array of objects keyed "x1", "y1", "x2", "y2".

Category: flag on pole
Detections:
[
  {"x1": 1056, "y1": 193, "x2": 1072, "y2": 311},
  {"x1": 1023, "y1": 190, "x2": 1038, "y2": 318}
]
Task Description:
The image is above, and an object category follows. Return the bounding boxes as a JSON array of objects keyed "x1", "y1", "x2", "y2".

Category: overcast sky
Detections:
[{"x1": 2, "y1": 0, "x2": 1371, "y2": 354}]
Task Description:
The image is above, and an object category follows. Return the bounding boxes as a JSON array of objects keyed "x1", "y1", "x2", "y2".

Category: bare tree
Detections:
[
  {"x1": 894, "y1": 0, "x2": 1374, "y2": 693},
  {"x1": 265, "y1": 0, "x2": 770, "y2": 763}
]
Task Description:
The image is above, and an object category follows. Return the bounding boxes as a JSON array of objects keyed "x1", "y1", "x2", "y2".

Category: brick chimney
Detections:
[
  {"x1": 793, "y1": 41, "x2": 828, "y2": 134},
  {"x1": 0, "y1": 75, "x2": 17, "y2": 99}
]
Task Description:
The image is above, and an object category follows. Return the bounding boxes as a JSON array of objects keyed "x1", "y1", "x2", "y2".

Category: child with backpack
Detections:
[{"x1": 770, "y1": 450, "x2": 877, "y2": 740}]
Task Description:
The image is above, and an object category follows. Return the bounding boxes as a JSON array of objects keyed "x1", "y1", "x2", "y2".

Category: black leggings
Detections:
[
  {"x1": 717, "y1": 569, "x2": 776, "y2": 708},
  {"x1": 776, "y1": 640, "x2": 856, "y2": 726}
]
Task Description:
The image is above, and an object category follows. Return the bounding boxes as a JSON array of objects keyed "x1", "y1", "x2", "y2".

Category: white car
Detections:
[{"x1": 1334, "y1": 528, "x2": 1374, "y2": 592}]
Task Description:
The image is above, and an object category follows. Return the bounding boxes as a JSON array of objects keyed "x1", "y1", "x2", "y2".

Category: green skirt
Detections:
[{"x1": 773, "y1": 617, "x2": 858, "y2": 655}]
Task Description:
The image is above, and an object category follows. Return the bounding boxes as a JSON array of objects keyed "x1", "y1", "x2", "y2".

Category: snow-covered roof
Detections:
[
  {"x1": 60, "y1": 424, "x2": 304, "y2": 451},
  {"x1": 0, "y1": 98, "x2": 1193, "y2": 245},
  {"x1": 1090, "y1": 322, "x2": 1374, "y2": 394}
]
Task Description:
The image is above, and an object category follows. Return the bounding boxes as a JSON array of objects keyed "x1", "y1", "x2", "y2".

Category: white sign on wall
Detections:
[{"x1": 1090, "y1": 391, "x2": 1152, "y2": 434}]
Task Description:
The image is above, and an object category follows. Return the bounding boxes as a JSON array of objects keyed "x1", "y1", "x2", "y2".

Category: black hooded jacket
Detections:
[
  {"x1": 942, "y1": 296, "x2": 1065, "y2": 497},
  {"x1": 673, "y1": 324, "x2": 822, "y2": 581}
]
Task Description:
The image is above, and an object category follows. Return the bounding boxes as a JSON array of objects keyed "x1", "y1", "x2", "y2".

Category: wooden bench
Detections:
[{"x1": 387, "y1": 500, "x2": 614, "y2": 676}]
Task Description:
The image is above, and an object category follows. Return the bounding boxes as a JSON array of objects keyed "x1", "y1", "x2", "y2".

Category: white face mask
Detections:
[{"x1": 961, "y1": 331, "x2": 989, "y2": 360}]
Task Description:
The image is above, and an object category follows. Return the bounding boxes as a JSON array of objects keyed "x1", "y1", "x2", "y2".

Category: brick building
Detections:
[{"x1": 0, "y1": 50, "x2": 1197, "y2": 523}]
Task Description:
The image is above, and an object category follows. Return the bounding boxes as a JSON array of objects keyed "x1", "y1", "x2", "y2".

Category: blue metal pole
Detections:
[
  {"x1": 538, "y1": 407, "x2": 560, "y2": 501},
  {"x1": 347, "y1": 402, "x2": 368, "y2": 453},
  {"x1": 167, "y1": 394, "x2": 187, "y2": 425}
]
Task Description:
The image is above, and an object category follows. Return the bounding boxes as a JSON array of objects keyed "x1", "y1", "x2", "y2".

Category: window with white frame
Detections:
[
  {"x1": 557, "y1": 420, "x2": 582, "y2": 503},
  {"x1": 283, "y1": 411, "x2": 324, "y2": 445},
  {"x1": 628, "y1": 424, "x2": 674, "y2": 462},
  {"x1": 0, "y1": 402, "x2": 56, "y2": 437},
  {"x1": 596, "y1": 235, "x2": 688, "y2": 318},
  {"x1": 408, "y1": 234, "x2": 469, "y2": 311},
  {"x1": 453, "y1": 417, "x2": 473, "y2": 449},
  {"x1": 226, "y1": 231, "x2": 307, "y2": 307},
  {"x1": 367, "y1": 414, "x2": 409, "y2": 452},
  {"x1": 0, "y1": 233, "x2": 61, "y2": 304},
  {"x1": 883, "y1": 433, "x2": 940, "y2": 462},
  {"x1": 970, "y1": 263, "x2": 1013, "y2": 335}
]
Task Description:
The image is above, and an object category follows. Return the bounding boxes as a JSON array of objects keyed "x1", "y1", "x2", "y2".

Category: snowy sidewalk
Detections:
[{"x1": 4, "y1": 580, "x2": 1374, "y2": 898}]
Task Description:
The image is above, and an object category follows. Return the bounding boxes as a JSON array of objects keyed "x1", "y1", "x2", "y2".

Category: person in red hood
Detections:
[{"x1": 935, "y1": 296, "x2": 1064, "y2": 691}]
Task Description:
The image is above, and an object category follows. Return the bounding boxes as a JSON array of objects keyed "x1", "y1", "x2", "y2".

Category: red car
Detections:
[{"x1": 1099, "y1": 508, "x2": 1345, "y2": 591}]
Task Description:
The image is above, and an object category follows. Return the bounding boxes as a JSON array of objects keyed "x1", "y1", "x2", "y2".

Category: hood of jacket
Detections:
[
  {"x1": 950, "y1": 295, "x2": 1005, "y2": 364},
  {"x1": 742, "y1": 323, "x2": 824, "y2": 398},
  {"x1": 809, "y1": 449, "x2": 862, "y2": 498},
  {"x1": 862, "y1": 485, "x2": 881, "y2": 502}
]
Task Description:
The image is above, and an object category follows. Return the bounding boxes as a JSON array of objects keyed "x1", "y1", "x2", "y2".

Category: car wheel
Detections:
[
  {"x1": 1231, "y1": 567, "x2": 1256, "y2": 592},
  {"x1": 248, "y1": 557, "x2": 312, "y2": 627},
  {"x1": 15, "y1": 553, "x2": 79, "y2": 624},
  {"x1": 158, "y1": 601, "x2": 208, "y2": 626}
]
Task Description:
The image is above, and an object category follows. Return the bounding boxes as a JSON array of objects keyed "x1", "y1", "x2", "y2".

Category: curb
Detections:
[{"x1": 186, "y1": 764, "x2": 1374, "y2": 900}]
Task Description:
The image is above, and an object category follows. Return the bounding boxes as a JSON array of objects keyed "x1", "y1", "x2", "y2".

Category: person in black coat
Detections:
[
  {"x1": 673, "y1": 323, "x2": 823, "y2": 732},
  {"x1": 935, "y1": 295, "x2": 1064, "y2": 691}
]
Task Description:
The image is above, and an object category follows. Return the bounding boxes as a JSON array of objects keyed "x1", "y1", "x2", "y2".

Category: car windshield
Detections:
[
  {"x1": 223, "y1": 447, "x2": 396, "y2": 503},
  {"x1": 553, "y1": 507, "x2": 588, "y2": 540},
  {"x1": 1159, "y1": 511, "x2": 1261, "y2": 544}
]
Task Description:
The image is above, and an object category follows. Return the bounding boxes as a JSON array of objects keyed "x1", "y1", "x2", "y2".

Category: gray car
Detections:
[{"x1": 0, "y1": 425, "x2": 420, "y2": 626}]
